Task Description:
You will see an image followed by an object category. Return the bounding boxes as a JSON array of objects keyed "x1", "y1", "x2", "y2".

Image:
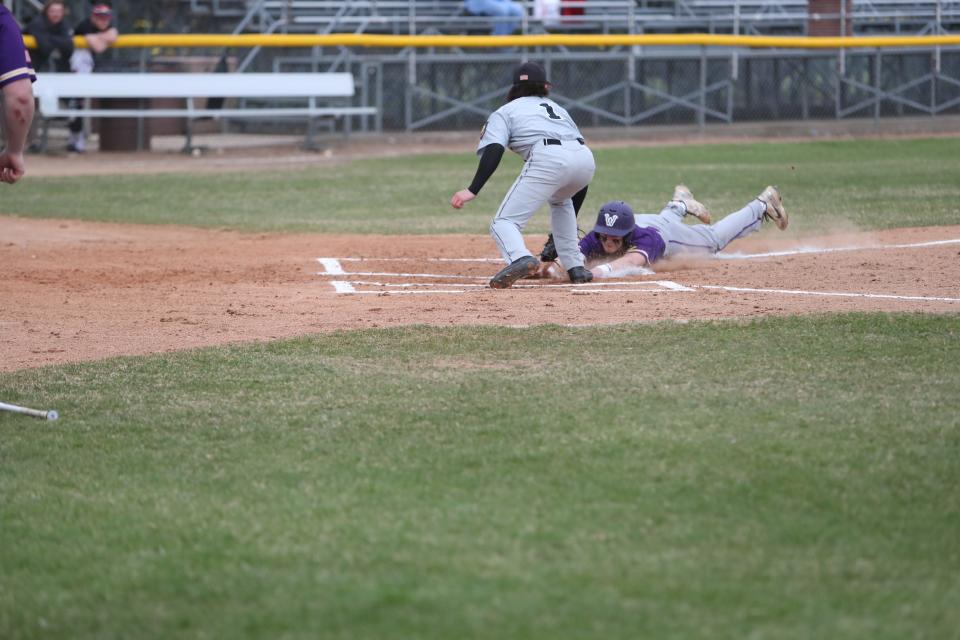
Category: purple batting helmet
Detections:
[{"x1": 591, "y1": 201, "x2": 635, "y2": 237}]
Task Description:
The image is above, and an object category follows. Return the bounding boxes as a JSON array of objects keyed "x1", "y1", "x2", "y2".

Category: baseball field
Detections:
[{"x1": 2, "y1": 135, "x2": 959, "y2": 638}]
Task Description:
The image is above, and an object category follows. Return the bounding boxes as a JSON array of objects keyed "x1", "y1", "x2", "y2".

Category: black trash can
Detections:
[{"x1": 96, "y1": 98, "x2": 150, "y2": 151}]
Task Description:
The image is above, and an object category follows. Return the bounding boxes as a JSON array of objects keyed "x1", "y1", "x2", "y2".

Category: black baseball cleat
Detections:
[
  {"x1": 539, "y1": 234, "x2": 558, "y2": 262},
  {"x1": 567, "y1": 266, "x2": 593, "y2": 284},
  {"x1": 489, "y1": 255, "x2": 540, "y2": 289}
]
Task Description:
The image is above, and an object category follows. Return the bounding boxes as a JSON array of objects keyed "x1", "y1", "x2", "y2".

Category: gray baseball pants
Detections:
[
  {"x1": 634, "y1": 199, "x2": 766, "y2": 258},
  {"x1": 490, "y1": 141, "x2": 595, "y2": 269}
]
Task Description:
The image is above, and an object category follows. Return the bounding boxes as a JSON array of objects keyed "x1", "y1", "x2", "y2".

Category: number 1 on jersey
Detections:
[{"x1": 539, "y1": 103, "x2": 562, "y2": 120}]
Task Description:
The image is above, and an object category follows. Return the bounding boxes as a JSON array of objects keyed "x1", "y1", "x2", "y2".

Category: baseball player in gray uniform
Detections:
[
  {"x1": 450, "y1": 61, "x2": 596, "y2": 288},
  {"x1": 539, "y1": 184, "x2": 788, "y2": 278}
]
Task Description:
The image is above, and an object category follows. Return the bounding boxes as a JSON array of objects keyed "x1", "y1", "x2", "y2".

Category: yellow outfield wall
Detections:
[{"x1": 21, "y1": 33, "x2": 960, "y2": 50}]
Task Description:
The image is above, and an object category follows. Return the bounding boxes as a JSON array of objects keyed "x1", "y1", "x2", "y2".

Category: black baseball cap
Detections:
[{"x1": 512, "y1": 62, "x2": 549, "y2": 85}]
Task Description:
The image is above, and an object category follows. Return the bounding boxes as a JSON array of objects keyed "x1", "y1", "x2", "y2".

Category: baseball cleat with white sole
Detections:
[
  {"x1": 757, "y1": 185, "x2": 788, "y2": 230},
  {"x1": 489, "y1": 255, "x2": 541, "y2": 289},
  {"x1": 672, "y1": 184, "x2": 712, "y2": 224}
]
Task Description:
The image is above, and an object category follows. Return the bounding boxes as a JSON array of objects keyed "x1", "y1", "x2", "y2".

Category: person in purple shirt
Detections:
[
  {"x1": 1, "y1": 4, "x2": 36, "y2": 184},
  {"x1": 539, "y1": 184, "x2": 788, "y2": 278}
]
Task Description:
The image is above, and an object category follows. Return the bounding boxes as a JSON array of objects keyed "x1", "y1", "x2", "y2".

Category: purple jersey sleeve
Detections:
[
  {"x1": 625, "y1": 226, "x2": 666, "y2": 264},
  {"x1": 578, "y1": 232, "x2": 604, "y2": 258},
  {"x1": 579, "y1": 226, "x2": 666, "y2": 264},
  {"x1": 0, "y1": 7, "x2": 35, "y2": 89}
]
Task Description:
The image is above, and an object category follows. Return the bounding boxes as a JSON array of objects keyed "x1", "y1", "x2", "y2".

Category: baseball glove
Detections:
[{"x1": 539, "y1": 234, "x2": 557, "y2": 262}]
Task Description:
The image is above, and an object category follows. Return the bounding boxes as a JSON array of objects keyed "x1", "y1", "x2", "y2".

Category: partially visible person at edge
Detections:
[
  {"x1": 463, "y1": 0, "x2": 525, "y2": 36},
  {"x1": 449, "y1": 61, "x2": 596, "y2": 289},
  {"x1": 538, "y1": 185, "x2": 789, "y2": 279},
  {"x1": 24, "y1": 0, "x2": 73, "y2": 73},
  {"x1": 1, "y1": 3, "x2": 37, "y2": 184},
  {"x1": 67, "y1": 2, "x2": 118, "y2": 153}
]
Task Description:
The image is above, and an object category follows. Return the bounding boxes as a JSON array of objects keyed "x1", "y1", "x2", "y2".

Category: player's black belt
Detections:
[{"x1": 544, "y1": 138, "x2": 585, "y2": 146}]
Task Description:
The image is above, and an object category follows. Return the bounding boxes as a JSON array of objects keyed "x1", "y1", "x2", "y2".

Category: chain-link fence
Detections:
[
  {"x1": 256, "y1": 45, "x2": 960, "y2": 132},
  {"x1": 19, "y1": 43, "x2": 958, "y2": 133}
]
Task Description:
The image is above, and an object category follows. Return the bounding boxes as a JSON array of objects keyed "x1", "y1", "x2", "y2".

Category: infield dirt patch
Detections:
[{"x1": 2, "y1": 216, "x2": 958, "y2": 372}]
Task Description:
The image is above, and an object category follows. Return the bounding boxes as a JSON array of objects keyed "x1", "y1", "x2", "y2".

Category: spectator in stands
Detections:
[
  {"x1": 1, "y1": 3, "x2": 36, "y2": 183},
  {"x1": 67, "y1": 3, "x2": 119, "y2": 153},
  {"x1": 464, "y1": 0, "x2": 525, "y2": 36},
  {"x1": 24, "y1": 0, "x2": 73, "y2": 73}
]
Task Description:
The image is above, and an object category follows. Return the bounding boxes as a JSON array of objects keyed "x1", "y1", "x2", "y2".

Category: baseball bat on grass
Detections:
[{"x1": 0, "y1": 401, "x2": 59, "y2": 421}]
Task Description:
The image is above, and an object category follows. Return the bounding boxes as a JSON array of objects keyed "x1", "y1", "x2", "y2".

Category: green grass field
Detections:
[
  {"x1": 2, "y1": 137, "x2": 960, "y2": 639},
  {"x1": 4, "y1": 137, "x2": 960, "y2": 233}
]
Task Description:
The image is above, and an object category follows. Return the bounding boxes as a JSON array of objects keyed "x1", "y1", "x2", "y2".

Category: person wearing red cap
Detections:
[{"x1": 67, "y1": 2, "x2": 118, "y2": 152}]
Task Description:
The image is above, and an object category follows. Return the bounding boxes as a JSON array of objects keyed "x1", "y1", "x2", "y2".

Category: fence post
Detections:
[
  {"x1": 930, "y1": 49, "x2": 937, "y2": 115},
  {"x1": 935, "y1": 0, "x2": 942, "y2": 75},
  {"x1": 800, "y1": 56, "x2": 809, "y2": 120},
  {"x1": 698, "y1": 46, "x2": 706, "y2": 129},
  {"x1": 873, "y1": 49, "x2": 881, "y2": 122},
  {"x1": 405, "y1": 50, "x2": 415, "y2": 132},
  {"x1": 835, "y1": 49, "x2": 842, "y2": 119}
]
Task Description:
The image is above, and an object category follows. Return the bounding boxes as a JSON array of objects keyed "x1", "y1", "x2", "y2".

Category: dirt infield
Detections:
[{"x1": 2, "y1": 215, "x2": 959, "y2": 372}]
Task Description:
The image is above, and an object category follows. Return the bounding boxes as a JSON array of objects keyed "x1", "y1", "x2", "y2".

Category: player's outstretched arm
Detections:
[
  {"x1": 592, "y1": 252, "x2": 650, "y2": 278},
  {"x1": 450, "y1": 143, "x2": 505, "y2": 209},
  {"x1": 533, "y1": 261, "x2": 564, "y2": 279},
  {"x1": 1, "y1": 77, "x2": 35, "y2": 184},
  {"x1": 450, "y1": 189, "x2": 475, "y2": 209}
]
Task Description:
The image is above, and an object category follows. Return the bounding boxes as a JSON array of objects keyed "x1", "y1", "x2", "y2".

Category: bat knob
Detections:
[{"x1": 46, "y1": 410, "x2": 59, "y2": 421}]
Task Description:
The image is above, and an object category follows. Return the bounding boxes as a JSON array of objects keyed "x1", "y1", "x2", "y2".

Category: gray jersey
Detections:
[{"x1": 477, "y1": 96, "x2": 584, "y2": 161}]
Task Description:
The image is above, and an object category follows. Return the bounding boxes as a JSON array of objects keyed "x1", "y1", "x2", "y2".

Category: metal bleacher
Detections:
[
  {"x1": 226, "y1": 0, "x2": 647, "y2": 37},
  {"x1": 853, "y1": 0, "x2": 960, "y2": 35},
  {"x1": 174, "y1": 0, "x2": 960, "y2": 76},
  {"x1": 178, "y1": 0, "x2": 960, "y2": 37},
  {"x1": 671, "y1": 0, "x2": 808, "y2": 33}
]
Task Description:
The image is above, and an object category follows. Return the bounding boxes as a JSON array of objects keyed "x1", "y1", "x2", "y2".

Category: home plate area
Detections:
[{"x1": 316, "y1": 257, "x2": 691, "y2": 295}]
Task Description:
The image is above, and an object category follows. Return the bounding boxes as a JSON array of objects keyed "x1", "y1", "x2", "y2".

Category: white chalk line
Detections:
[
  {"x1": 322, "y1": 239, "x2": 960, "y2": 272},
  {"x1": 717, "y1": 237, "x2": 960, "y2": 260},
  {"x1": 317, "y1": 258, "x2": 490, "y2": 280},
  {"x1": 332, "y1": 280, "x2": 959, "y2": 303},
  {"x1": 331, "y1": 281, "x2": 690, "y2": 295},
  {"x1": 321, "y1": 238, "x2": 960, "y2": 275},
  {"x1": 330, "y1": 281, "x2": 469, "y2": 294},
  {"x1": 317, "y1": 258, "x2": 346, "y2": 275},
  {"x1": 331, "y1": 281, "x2": 357, "y2": 293},
  {"x1": 339, "y1": 289, "x2": 470, "y2": 295},
  {"x1": 337, "y1": 257, "x2": 503, "y2": 263},
  {"x1": 698, "y1": 285, "x2": 960, "y2": 303},
  {"x1": 320, "y1": 270, "x2": 486, "y2": 280},
  {"x1": 572, "y1": 288, "x2": 675, "y2": 294},
  {"x1": 321, "y1": 240, "x2": 960, "y2": 302},
  {"x1": 334, "y1": 279, "x2": 686, "y2": 290}
]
